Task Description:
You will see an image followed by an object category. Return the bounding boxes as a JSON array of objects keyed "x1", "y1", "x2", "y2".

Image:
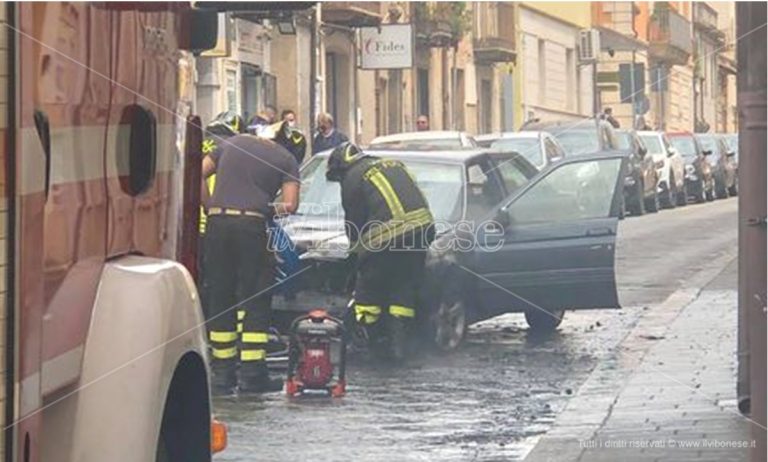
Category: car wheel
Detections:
[
  {"x1": 627, "y1": 181, "x2": 645, "y2": 216},
  {"x1": 524, "y1": 308, "x2": 564, "y2": 333},
  {"x1": 645, "y1": 187, "x2": 660, "y2": 213},
  {"x1": 706, "y1": 180, "x2": 716, "y2": 201},
  {"x1": 715, "y1": 179, "x2": 729, "y2": 199},
  {"x1": 676, "y1": 180, "x2": 688, "y2": 206},
  {"x1": 696, "y1": 179, "x2": 707, "y2": 203},
  {"x1": 661, "y1": 176, "x2": 677, "y2": 209},
  {"x1": 429, "y1": 279, "x2": 467, "y2": 352}
]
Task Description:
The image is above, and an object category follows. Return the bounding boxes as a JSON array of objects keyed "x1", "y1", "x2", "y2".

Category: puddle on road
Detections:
[{"x1": 213, "y1": 310, "x2": 641, "y2": 462}]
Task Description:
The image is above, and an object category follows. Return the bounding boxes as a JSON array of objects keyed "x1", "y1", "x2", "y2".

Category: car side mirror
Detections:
[{"x1": 639, "y1": 146, "x2": 648, "y2": 157}]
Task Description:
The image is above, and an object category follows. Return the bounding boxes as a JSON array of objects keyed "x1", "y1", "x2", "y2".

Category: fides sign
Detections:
[{"x1": 359, "y1": 24, "x2": 413, "y2": 69}]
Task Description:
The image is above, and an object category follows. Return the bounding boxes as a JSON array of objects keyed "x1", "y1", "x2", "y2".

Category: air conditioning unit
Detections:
[{"x1": 579, "y1": 29, "x2": 601, "y2": 62}]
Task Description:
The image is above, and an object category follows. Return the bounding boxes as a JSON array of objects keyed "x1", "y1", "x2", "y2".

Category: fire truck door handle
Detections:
[{"x1": 33, "y1": 110, "x2": 52, "y2": 198}]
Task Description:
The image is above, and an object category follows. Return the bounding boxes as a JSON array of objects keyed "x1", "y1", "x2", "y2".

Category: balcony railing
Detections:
[
  {"x1": 473, "y1": 3, "x2": 516, "y2": 64},
  {"x1": 693, "y1": 2, "x2": 725, "y2": 43},
  {"x1": 648, "y1": 3, "x2": 692, "y2": 65},
  {"x1": 322, "y1": 2, "x2": 381, "y2": 27}
]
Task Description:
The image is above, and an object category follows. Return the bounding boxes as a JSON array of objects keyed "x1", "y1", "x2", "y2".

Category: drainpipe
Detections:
[
  {"x1": 736, "y1": 4, "x2": 767, "y2": 462},
  {"x1": 309, "y1": 6, "x2": 318, "y2": 137}
]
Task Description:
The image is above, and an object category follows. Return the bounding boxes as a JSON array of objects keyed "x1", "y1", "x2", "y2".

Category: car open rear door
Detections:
[{"x1": 471, "y1": 155, "x2": 626, "y2": 317}]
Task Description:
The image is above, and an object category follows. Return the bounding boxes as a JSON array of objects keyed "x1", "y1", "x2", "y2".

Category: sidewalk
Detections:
[{"x1": 525, "y1": 260, "x2": 757, "y2": 462}]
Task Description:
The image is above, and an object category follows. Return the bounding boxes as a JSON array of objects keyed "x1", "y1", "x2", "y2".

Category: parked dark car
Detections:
[
  {"x1": 272, "y1": 149, "x2": 538, "y2": 342},
  {"x1": 272, "y1": 149, "x2": 626, "y2": 350},
  {"x1": 486, "y1": 131, "x2": 567, "y2": 170},
  {"x1": 522, "y1": 118, "x2": 621, "y2": 156},
  {"x1": 668, "y1": 132, "x2": 715, "y2": 202},
  {"x1": 614, "y1": 129, "x2": 660, "y2": 215},
  {"x1": 695, "y1": 133, "x2": 738, "y2": 198},
  {"x1": 725, "y1": 133, "x2": 739, "y2": 165}
]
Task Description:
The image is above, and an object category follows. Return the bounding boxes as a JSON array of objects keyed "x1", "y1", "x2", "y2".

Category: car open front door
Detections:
[{"x1": 471, "y1": 155, "x2": 626, "y2": 318}]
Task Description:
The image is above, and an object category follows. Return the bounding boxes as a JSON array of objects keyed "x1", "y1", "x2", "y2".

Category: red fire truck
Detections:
[{"x1": 0, "y1": 3, "x2": 223, "y2": 461}]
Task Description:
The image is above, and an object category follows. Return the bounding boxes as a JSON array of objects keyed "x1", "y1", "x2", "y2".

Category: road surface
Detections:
[{"x1": 213, "y1": 198, "x2": 738, "y2": 462}]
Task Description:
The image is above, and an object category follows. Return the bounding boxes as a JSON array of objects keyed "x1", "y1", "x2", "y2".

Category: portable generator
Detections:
[{"x1": 285, "y1": 309, "x2": 347, "y2": 397}]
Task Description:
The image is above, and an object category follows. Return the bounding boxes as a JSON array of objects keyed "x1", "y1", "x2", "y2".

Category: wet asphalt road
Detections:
[{"x1": 213, "y1": 198, "x2": 738, "y2": 462}]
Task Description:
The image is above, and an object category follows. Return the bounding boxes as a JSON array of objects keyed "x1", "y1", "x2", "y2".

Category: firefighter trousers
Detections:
[
  {"x1": 205, "y1": 215, "x2": 272, "y2": 365},
  {"x1": 353, "y1": 248, "x2": 427, "y2": 326}
]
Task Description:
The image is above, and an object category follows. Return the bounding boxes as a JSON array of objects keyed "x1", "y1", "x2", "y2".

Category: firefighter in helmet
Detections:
[
  {"x1": 326, "y1": 142, "x2": 435, "y2": 361},
  {"x1": 199, "y1": 112, "x2": 244, "y2": 321}
]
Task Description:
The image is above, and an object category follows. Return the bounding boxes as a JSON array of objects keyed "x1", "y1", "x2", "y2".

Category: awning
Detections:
[{"x1": 597, "y1": 26, "x2": 647, "y2": 53}]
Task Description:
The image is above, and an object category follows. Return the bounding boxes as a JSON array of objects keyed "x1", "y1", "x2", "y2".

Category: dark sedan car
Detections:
[
  {"x1": 668, "y1": 132, "x2": 715, "y2": 202},
  {"x1": 271, "y1": 149, "x2": 626, "y2": 351},
  {"x1": 615, "y1": 129, "x2": 659, "y2": 215},
  {"x1": 695, "y1": 133, "x2": 738, "y2": 198},
  {"x1": 522, "y1": 118, "x2": 621, "y2": 156}
]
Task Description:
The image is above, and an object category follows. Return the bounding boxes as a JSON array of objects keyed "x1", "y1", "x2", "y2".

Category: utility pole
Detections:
[{"x1": 736, "y1": 4, "x2": 767, "y2": 462}]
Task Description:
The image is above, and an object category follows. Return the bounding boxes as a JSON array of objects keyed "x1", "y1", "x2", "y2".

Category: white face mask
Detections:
[{"x1": 287, "y1": 120, "x2": 296, "y2": 128}]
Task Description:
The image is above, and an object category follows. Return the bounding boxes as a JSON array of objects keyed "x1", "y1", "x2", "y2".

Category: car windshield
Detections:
[
  {"x1": 490, "y1": 138, "x2": 543, "y2": 168},
  {"x1": 298, "y1": 156, "x2": 465, "y2": 223},
  {"x1": 551, "y1": 130, "x2": 599, "y2": 156},
  {"x1": 669, "y1": 137, "x2": 698, "y2": 159},
  {"x1": 639, "y1": 134, "x2": 664, "y2": 155},
  {"x1": 696, "y1": 135, "x2": 720, "y2": 161},
  {"x1": 614, "y1": 132, "x2": 632, "y2": 150},
  {"x1": 373, "y1": 138, "x2": 463, "y2": 148}
]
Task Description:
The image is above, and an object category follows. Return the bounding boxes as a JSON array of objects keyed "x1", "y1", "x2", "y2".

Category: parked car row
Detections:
[{"x1": 270, "y1": 126, "x2": 738, "y2": 351}]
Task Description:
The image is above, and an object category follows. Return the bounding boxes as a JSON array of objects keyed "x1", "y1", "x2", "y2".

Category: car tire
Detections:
[
  {"x1": 430, "y1": 279, "x2": 467, "y2": 352},
  {"x1": 524, "y1": 308, "x2": 564, "y2": 333},
  {"x1": 661, "y1": 176, "x2": 677, "y2": 209},
  {"x1": 626, "y1": 181, "x2": 645, "y2": 216},
  {"x1": 715, "y1": 179, "x2": 729, "y2": 199},
  {"x1": 676, "y1": 180, "x2": 688, "y2": 207},
  {"x1": 645, "y1": 187, "x2": 660, "y2": 213},
  {"x1": 696, "y1": 179, "x2": 707, "y2": 203}
]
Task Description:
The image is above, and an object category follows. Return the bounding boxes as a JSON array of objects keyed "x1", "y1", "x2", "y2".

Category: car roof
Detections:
[
  {"x1": 522, "y1": 118, "x2": 602, "y2": 132},
  {"x1": 370, "y1": 130, "x2": 468, "y2": 144},
  {"x1": 313, "y1": 147, "x2": 489, "y2": 164},
  {"x1": 486, "y1": 131, "x2": 542, "y2": 140}
]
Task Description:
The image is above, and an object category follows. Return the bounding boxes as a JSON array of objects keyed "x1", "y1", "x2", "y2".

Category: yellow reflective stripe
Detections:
[
  {"x1": 362, "y1": 208, "x2": 432, "y2": 242},
  {"x1": 390, "y1": 305, "x2": 415, "y2": 318},
  {"x1": 199, "y1": 175, "x2": 216, "y2": 234},
  {"x1": 207, "y1": 174, "x2": 216, "y2": 195},
  {"x1": 211, "y1": 346, "x2": 237, "y2": 359},
  {"x1": 359, "y1": 208, "x2": 434, "y2": 251},
  {"x1": 202, "y1": 138, "x2": 217, "y2": 154},
  {"x1": 240, "y1": 349, "x2": 266, "y2": 361},
  {"x1": 237, "y1": 310, "x2": 246, "y2": 321},
  {"x1": 368, "y1": 171, "x2": 406, "y2": 218},
  {"x1": 237, "y1": 323, "x2": 243, "y2": 333},
  {"x1": 210, "y1": 331, "x2": 238, "y2": 343},
  {"x1": 355, "y1": 304, "x2": 381, "y2": 324},
  {"x1": 242, "y1": 332, "x2": 269, "y2": 344}
]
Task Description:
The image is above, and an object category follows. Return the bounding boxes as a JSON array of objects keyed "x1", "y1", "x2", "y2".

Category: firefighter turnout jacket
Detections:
[{"x1": 340, "y1": 157, "x2": 435, "y2": 254}]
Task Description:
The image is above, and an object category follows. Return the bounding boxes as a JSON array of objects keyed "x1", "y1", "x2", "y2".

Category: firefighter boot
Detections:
[
  {"x1": 386, "y1": 315, "x2": 408, "y2": 363},
  {"x1": 239, "y1": 362, "x2": 283, "y2": 394},
  {"x1": 210, "y1": 359, "x2": 238, "y2": 396}
]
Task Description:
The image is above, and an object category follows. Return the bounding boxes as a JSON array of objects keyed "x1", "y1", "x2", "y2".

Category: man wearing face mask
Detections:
[{"x1": 312, "y1": 112, "x2": 348, "y2": 155}]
